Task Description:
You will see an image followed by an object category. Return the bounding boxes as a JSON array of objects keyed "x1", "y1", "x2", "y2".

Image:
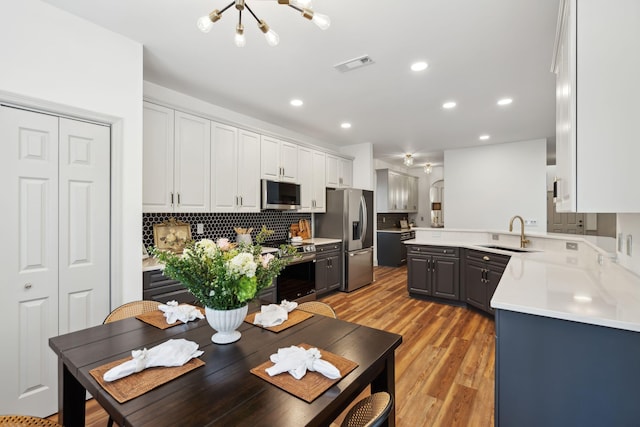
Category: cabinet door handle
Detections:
[
  {"x1": 170, "y1": 192, "x2": 174, "y2": 207},
  {"x1": 240, "y1": 196, "x2": 243, "y2": 206},
  {"x1": 177, "y1": 193, "x2": 181, "y2": 206}
]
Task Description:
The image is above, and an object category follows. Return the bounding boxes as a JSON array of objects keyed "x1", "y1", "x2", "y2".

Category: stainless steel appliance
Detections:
[
  {"x1": 315, "y1": 188, "x2": 374, "y2": 292},
  {"x1": 270, "y1": 241, "x2": 317, "y2": 303},
  {"x1": 261, "y1": 179, "x2": 301, "y2": 210}
]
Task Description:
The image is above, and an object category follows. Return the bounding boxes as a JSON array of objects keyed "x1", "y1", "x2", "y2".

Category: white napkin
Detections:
[
  {"x1": 253, "y1": 300, "x2": 298, "y2": 327},
  {"x1": 103, "y1": 338, "x2": 204, "y2": 382},
  {"x1": 265, "y1": 345, "x2": 341, "y2": 380},
  {"x1": 158, "y1": 300, "x2": 204, "y2": 324}
]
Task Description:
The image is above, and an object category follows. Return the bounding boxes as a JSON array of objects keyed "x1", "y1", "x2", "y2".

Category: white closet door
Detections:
[
  {"x1": 0, "y1": 106, "x2": 60, "y2": 416},
  {"x1": 58, "y1": 118, "x2": 110, "y2": 333}
]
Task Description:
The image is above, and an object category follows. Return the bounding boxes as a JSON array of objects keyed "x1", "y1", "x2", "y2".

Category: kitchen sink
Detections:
[{"x1": 479, "y1": 245, "x2": 535, "y2": 253}]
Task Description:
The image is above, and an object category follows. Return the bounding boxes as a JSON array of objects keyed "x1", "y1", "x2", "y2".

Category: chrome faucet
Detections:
[{"x1": 509, "y1": 215, "x2": 530, "y2": 248}]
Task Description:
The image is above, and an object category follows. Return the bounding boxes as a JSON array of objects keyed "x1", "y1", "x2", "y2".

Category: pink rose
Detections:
[
  {"x1": 216, "y1": 238, "x2": 231, "y2": 250},
  {"x1": 260, "y1": 253, "x2": 274, "y2": 268}
]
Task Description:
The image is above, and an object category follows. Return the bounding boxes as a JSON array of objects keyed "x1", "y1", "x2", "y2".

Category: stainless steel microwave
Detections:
[{"x1": 261, "y1": 179, "x2": 301, "y2": 210}]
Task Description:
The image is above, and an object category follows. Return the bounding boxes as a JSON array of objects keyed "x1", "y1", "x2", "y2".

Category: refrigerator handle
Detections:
[{"x1": 360, "y1": 194, "x2": 368, "y2": 245}]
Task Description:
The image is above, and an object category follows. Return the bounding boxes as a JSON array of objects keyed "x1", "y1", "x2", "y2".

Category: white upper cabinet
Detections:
[
  {"x1": 298, "y1": 147, "x2": 326, "y2": 212},
  {"x1": 552, "y1": 0, "x2": 640, "y2": 212},
  {"x1": 376, "y1": 169, "x2": 418, "y2": 213},
  {"x1": 143, "y1": 103, "x2": 211, "y2": 213},
  {"x1": 174, "y1": 111, "x2": 211, "y2": 212},
  {"x1": 326, "y1": 154, "x2": 353, "y2": 188},
  {"x1": 211, "y1": 123, "x2": 260, "y2": 212},
  {"x1": 260, "y1": 136, "x2": 298, "y2": 183},
  {"x1": 143, "y1": 103, "x2": 174, "y2": 212}
]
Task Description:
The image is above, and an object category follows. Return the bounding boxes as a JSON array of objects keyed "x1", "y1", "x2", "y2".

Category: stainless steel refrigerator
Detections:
[{"x1": 315, "y1": 188, "x2": 374, "y2": 292}]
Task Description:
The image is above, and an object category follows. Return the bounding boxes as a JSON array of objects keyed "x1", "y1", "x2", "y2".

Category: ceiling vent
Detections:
[{"x1": 334, "y1": 55, "x2": 374, "y2": 72}]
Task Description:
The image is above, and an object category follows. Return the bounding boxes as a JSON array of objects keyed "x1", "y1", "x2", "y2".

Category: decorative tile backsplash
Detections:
[{"x1": 142, "y1": 211, "x2": 312, "y2": 248}]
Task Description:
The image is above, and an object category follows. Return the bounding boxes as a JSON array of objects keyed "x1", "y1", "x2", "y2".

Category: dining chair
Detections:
[
  {"x1": 103, "y1": 300, "x2": 160, "y2": 323},
  {"x1": 297, "y1": 301, "x2": 337, "y2": 318},
  {"x1": 340, "y1": 392, "x2": 394, "y2": 427},
  {"x1": 0, "y1": 415, "x2": 62, "y2": 426},
  {"x1": 102, "y1": 300, "x2": 160, "y2": 426}
]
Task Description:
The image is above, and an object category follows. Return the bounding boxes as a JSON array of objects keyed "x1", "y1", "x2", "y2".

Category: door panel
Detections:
[
  {"x1": 0, "y1": 106, "x2": 59, "y2": 416},
  {"x1": 59, "y1": 118, "x2": 110, "y2": 334}
]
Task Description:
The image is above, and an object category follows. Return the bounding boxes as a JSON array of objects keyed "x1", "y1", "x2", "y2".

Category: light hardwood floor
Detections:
[{"x1": 50, "y1": 265, "x2": 495, "y2": 426}]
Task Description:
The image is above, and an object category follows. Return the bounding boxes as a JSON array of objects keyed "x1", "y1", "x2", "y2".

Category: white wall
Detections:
[
  {"x1": 341, "y1": 143, "x2": 374, "y2": 190},
  {"x1": 1, "y1": 0, "x2": 144, "y2": 306},
  {"x1": 444, "y1": 139, "x2": 547, "y2": 231}
]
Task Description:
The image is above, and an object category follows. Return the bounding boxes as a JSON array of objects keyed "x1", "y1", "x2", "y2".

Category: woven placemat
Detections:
[
  {"x1": 250, "y1": 343, "x2": 358, "y2": 403},
  {"x1": 89, "y1": 357, "x2": 205, "y2": 403},
  {"x1": 136, "y1": 306, "x2": 205, "y2": 330},
  {"x1": 244, "y1": 309, "x2": 313, "y2": 333}
]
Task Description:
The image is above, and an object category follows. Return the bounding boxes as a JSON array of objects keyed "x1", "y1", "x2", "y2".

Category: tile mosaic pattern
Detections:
[{"x1": 143, "y1": 211, "x2": 312, "y2": 248}]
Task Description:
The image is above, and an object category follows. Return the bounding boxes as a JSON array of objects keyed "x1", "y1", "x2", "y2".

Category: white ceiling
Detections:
[{"x1": 43, "y1": 0, "x2": 560, "y2": 168}]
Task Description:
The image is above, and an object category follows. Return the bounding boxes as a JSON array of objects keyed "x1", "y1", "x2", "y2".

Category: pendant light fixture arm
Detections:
[{"x1": 243, "y1": 2, "x2": 261, "y2": 23}]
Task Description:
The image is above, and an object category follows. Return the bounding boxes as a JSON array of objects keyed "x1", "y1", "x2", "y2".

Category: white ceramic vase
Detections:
[{"x1": 205, "y1": 305, "x2": 248, "y2": 344}]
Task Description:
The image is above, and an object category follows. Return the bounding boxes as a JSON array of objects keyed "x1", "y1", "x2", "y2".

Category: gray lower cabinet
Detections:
[
  {"x1": 315, "y1": 243, "x2": 342, "y2": 296},
  {"x1": 407, "y1": 245, "x2": 459, "y2": 300},
  {"x1": 463, "y1": 249, "x2": 509, "y2": 314},
  {"x1": 496, "y1": 309, "x2": 640, "y2": 426},
  {"x1": 143, "y1": 269, "x2": 197, "y2": 304},
  {"x1": 377, "y1": 231, "x2": 414, "y2": 267}
]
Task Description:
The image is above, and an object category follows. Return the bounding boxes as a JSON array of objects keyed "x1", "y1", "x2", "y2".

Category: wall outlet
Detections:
[
  {"x1": 197, "y1": 223, "x2": 204, "y2": 234},
  {"x1": 525, "y1": 219, "x2": 537, "y2": 226},
  {"x1": 566, "y1": 242, "x2": 578, "y2": 251},
  {"x1": 618, "y1": 233, "x2": 623, "y2": 252},
  {"x1": 627, "y1": 234, "x2": 633, "y2": 256},
  {"x1": 492, "y1": 234, "x2": 499, "y2": 241}
]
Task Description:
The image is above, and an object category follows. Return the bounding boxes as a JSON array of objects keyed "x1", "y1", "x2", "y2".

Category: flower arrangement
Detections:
[{"x1": 151, "y1": 226, "x2": 295, "y2": 310}]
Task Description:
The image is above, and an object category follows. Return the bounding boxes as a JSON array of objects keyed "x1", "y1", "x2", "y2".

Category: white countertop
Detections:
[{"x1": 406, "y1": 228, "x2": 640, "y2": 332}]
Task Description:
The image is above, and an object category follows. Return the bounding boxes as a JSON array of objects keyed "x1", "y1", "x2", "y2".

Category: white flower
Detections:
[
  {"x1": 260, "y1": 253, "x2": 275, "y2": 268},
  {"x1": 216, "y1": 238, "x2": 231, "y2": 250},
  {"x1": 227, "y1": 252, "x2": 257, "y2": 278},
  {"x1": 196, "y1": 239, "x2": 217, "y2": 258}
]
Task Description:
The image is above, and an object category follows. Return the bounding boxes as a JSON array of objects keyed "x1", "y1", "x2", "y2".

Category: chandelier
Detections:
[
  {"x1": 424, "y1": 163, "x2": 432, "y2": 174},
  {"x1": 403, "y1": 154, "x2": 414, "y2": 167},
  {"x1": 197, "y1": 0, "x2": 331, "y2": 47}
]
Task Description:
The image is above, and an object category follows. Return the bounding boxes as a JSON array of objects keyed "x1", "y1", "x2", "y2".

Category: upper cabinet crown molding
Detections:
[{"x1": 552, "y1": 0, "x2": 640, "y2": 213}]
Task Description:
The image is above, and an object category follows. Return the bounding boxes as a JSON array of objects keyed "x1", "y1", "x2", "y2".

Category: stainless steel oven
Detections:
[{"x1": 276, "y1": 246, "x2": 317, "y2": 303}]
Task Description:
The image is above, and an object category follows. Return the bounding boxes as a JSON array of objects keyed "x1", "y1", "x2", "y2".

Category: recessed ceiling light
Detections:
[
  {"x1": 290, "y1": 99, "x2": 304, "y2": 107},
  {"x1": 410, "y1": 61, "x2": 428, "y2": 72},
  {"x1": 497, "y1": 98, "x2": 513, "y2": 106},
  {"x1": 341, "y1": 122, "x2": 352, "y2": 129},
  {"x1": 442, "y1": 101, "x2": 457, "y2": 109},
  {"x1": 479, "y1": 134, "x2": 490, "y2": 140}
]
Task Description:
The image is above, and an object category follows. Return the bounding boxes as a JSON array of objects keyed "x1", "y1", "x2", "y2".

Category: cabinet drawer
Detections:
[
  {"x1": 466, "y1": 249, "x2": 510, "y2": 268},
  {"x1": 316, "y1": 243, "x2": 341, "y2": 255},
  {"x1": 407, "y1": 245, "x2": 459, "y2": 257}
]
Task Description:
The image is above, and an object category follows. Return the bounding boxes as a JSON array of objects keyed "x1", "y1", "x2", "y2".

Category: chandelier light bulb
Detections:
[
  {"x1": 311, "y1": 12, "x2": 331, "y2": 30},
  {"x1": 264, "y1": 28, "x2": 280, "y2": 46},
  {"x1": 424, "y1": 163, "x2": 433, "y2": 174},
  {"x1": 404, "y1": 155, "x2": 414, "y2": 167},
  {"x1": 235, "y1": 24, "x2": 246, "y2": 47},
  {"x1": 197, "y1": 15, "x2": 215, "y2": 33}
]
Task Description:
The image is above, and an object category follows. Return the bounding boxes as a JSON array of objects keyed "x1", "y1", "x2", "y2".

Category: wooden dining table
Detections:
[{"x1": 49, "y1": 311, "x2": 402, "y2": 426}]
